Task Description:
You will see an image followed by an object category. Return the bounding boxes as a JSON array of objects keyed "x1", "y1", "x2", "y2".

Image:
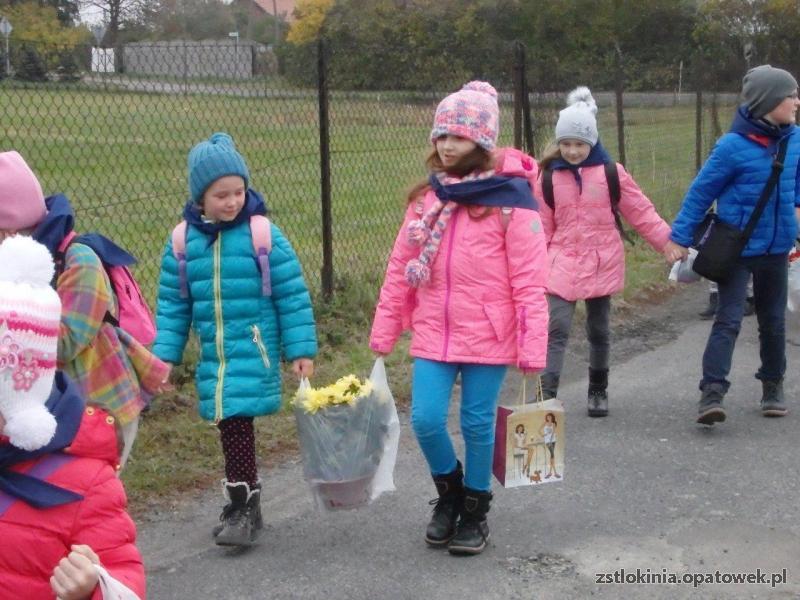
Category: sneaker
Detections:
[
  {"x1": 760, "y1": 380, "x2": 788, "y2": 417},
  {"x1": 697, "y1": 384, "x2": 726, "y2": 425}
]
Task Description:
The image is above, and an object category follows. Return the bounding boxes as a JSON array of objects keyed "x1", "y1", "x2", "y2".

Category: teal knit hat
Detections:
[{"x1": 187, "y1": 132, "x2": 250, "y2": 203}]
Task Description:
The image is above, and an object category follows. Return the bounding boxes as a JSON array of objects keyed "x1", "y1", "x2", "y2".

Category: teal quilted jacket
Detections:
[{"x1": 153, "y1": 220, "x2": 317, "y2": 421}]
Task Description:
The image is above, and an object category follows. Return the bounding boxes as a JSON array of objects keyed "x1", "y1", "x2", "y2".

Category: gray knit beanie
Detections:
[
  {"x1": 741, "y1": 65, "x2": 798, "y2": 119},
  {"x1": 555, "y1": 87, "x2": 598, "y2": 146}
]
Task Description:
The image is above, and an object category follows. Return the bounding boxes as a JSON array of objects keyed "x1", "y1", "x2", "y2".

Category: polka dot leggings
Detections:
[{"x1": 218, "y1": 417, "x2": 258, "y2": 487}]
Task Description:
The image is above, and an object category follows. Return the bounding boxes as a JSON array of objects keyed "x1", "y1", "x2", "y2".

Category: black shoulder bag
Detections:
[{"x1": 692, "y1": 137, "x2": 788, "y2": 283}]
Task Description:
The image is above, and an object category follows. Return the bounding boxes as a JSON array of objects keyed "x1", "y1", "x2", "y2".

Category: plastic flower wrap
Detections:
[{"x1": 293, "y1": 360, "x2": 399, "y2": 511}]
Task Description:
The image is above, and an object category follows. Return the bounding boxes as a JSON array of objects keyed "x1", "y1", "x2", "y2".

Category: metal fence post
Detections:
[
  {"x1": 512, "y1": 41, "x2": 524, "y2": 151},
  {"x1": 519, "y1": 45, "x2": 534, "y2": 155},
  {"x1": 318, "y1": 37, "x2": 334, "y2": 301},
  {"x1": 613, "y1": 42, "x2": 626, "y2": 167},
  {"x1": 694, "y1": 51, "x2": 703, "y2": 172}
]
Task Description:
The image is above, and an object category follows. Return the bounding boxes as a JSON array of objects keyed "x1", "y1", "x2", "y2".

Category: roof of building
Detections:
[{"x1": 249, "y1": 0, "x2": 297, "y2": 20}]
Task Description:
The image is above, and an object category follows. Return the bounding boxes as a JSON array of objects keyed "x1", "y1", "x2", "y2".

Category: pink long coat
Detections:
[
  {"x1": 370, "y1": 148, "x2": 549, "y2": 371},
  {"x1": 534, "y1": 163, "x2": 671, "y2": 302}
]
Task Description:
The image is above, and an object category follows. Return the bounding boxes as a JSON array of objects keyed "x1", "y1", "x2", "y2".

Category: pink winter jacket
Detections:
[
  {"x1": 534, "y1": 163, "x2": 671, "y2": 302},
  {"x1": 370, "y1": 148, "x2": 549, "y2": 370}
]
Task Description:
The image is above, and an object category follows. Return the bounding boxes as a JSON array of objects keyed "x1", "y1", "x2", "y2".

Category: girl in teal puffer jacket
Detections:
[{"x1": 153, "y1": 132, "x2": 317, "y2": 547}]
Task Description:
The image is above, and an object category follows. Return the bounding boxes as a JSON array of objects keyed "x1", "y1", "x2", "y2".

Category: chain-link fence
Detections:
[{"x1": 0, "y1": 37, "x2": 742, "y2": 305}]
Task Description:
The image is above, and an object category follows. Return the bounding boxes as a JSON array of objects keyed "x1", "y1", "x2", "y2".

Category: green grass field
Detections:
[{"x1": 0, "y1": 80, "x2": 731, "y2": 509}]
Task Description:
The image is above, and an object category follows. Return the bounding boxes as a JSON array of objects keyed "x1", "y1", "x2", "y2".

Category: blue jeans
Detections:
[
  {"x1": 411, "y1": 358, "x2": 507, "y2": 492},
  {"x1": 701, "y1": 253, "x2": 788, "y2": 391}
]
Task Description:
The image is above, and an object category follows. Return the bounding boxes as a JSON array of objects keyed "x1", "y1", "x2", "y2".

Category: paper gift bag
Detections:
[{"x1": 492, "y1": 376, "x2": 565, "y2": 488}]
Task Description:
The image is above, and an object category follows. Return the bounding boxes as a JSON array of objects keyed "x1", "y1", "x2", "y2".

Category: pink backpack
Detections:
[
  {"x1": 57, "y1": 232, "x2": 157, "y2": 346},
  {"x1": 170, "y1": 215, "x2": 272, "y2": 299}
]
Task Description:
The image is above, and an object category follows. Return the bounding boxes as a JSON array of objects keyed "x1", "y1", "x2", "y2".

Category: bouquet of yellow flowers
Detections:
[{"x1": 293, "y1": 358, "x2": 399, "y2": 511}]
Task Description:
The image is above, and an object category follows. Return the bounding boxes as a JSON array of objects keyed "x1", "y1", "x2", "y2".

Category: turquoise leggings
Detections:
[{"x1": 411, "y1": 358, "x2": 507, "y2": 491}]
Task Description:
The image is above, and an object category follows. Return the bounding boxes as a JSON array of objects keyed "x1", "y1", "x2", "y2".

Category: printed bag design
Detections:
[{"x1": 493, "y1": 377, "x2": 565, "y2": 488}]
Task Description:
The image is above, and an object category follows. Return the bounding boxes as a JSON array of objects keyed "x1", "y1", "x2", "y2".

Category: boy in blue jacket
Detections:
[
  {"x1": 153, "y1": 133, "x2": 317, "y2": 546},
  {"x1": 667, "y1": 65, "x2": 800, "y2": 425}
]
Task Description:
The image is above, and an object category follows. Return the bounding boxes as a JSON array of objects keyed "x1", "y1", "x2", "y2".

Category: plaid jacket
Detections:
[{"x1": 57, "y1": 243, "x2": 169, "y2": 425}]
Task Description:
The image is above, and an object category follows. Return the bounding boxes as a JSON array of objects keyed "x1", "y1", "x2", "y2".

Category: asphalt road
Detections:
[{"x1": 138, "y1": 282, "x2": 800, "y2": 599}]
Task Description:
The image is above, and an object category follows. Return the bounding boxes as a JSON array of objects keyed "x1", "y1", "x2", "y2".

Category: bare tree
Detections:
[{"x1": 81, "y1": 0, "x2": 143, "y2": 44}]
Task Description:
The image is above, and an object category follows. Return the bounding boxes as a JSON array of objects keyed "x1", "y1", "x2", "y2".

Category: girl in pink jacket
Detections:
[
  {"x1": 370, "y1": 81, "x2": 549, "y2": 556},
  {"x1": 535, "y1": 87, "x2": 680, "y2": 417}
]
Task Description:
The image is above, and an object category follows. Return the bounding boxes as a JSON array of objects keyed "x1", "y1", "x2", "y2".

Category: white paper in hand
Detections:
[
  {"x1": 94, "y1": 564, "x2": 141, "y2": 600},
  {"x1": 669, "y1": 247, "x2": 701, "y2": 283}
]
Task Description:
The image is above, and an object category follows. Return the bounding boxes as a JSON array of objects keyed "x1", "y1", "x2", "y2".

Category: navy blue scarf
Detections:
[
  {"x1": 0, "y1": 373, "x2": 85, "y2": 509},
  {"x1": 33, "y1": 194, "x2": 136, "y2": 268},
  {"x1": 730, "y1": 105, "x2": 795, "y2": 151},
  {"x1": 548, "y1": 141, "x2": 613, "y2": 193},
  {"x1": 183, "y1": 188, "x2": 268, "y2": 246},
  {"x1": 428, "y1": 174, "x2": 537, "y2": 210}
]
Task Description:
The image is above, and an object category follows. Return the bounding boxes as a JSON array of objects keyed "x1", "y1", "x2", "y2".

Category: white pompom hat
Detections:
[
  {"x1": 0, "y1": 236, "x2": 61, "y2": 451},
  {"x1": 555, "y1": 86, "x2": 599, "y2": 147}
]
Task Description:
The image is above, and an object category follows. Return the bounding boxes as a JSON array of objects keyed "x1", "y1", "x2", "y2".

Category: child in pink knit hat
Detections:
[
  {"x1": 370, "y1": 81, "x2": 550, "y2": 556},
  {"x1": 0, "y1": 151, "x2": 170, "y2": 468},
  {"x1": 0, "y1": 152, "x2": 46, "y2": 240}
]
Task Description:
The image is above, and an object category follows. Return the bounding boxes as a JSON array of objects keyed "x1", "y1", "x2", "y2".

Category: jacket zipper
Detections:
[
  {"x1": 442, "y1": 209, "x2": 459, "y2": 361},
  {"x1": 251, "y1": 325, "x2": 270, "y2": 369},
  {"x1": 213, "y1": 235, "x2": 225, "y2": 423}
]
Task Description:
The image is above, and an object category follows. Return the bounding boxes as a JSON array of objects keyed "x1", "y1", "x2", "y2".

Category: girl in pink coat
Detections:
[
  {"x1": 535, "y1": 87, "x2": 681, "y2": 417},
  {"x1": 370, "y1": 81, "x2": 549, "y2": 556}
]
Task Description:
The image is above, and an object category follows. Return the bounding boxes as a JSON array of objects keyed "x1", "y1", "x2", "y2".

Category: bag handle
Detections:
[
  {"x1": 518, "y1": 375, "x2": 545, "y2": 406},
  {"x1": 741, "y1": 137, "x2": 789, "y2": 243}
]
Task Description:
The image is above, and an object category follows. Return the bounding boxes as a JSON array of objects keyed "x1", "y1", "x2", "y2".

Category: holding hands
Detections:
[{"x1": 663, "y1": 240, "x2": 689, "y2": 263}]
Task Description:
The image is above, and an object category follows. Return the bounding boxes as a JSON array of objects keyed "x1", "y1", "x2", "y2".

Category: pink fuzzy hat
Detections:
[
  {"x1": 430, "y1": 81, "x2": 500, "y2": 151},
  {"x1": 0, "y1": 152, "x2": 46, "y2": 232}
]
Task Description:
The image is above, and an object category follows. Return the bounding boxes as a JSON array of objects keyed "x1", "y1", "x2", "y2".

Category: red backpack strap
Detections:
[
  {"x1": 250, "y1": 215, "x2": 272, "y2": 297},
  {"x1": 170, "y1": 221, "x2": 190, "y2": 299}
]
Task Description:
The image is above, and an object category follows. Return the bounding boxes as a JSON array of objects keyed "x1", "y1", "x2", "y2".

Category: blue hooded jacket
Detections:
[
  {"x1": 153, "y1": 190, "x2": 317, "y2": 421},
  {"x1": 671, "y1": 106, "x2": 800, "y2": 256}
]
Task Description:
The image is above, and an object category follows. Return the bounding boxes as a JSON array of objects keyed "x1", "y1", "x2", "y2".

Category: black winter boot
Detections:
[
  {"x1": 697, "y1": 383, "x2": 726, "y2": 425},
  {"x1": 743, "y1": 296, "x2": 755, "y2": 317},
  {"x1": 540, "y1": 373, "x2": 559, "y2": 400},
  {"x1": 425, "y1": 462, "x2": 464, "y2": 546},
  {"x1": 699, "y1": 292, "x2": 718, "y2": 320},
  {"x1": 448, "y1": 488, "x2": 492, "y2": 555},
  {"x1": 760, "y1": 380, "x2": 788, "y2": 417},
  {"x1": 587, "y1": 368, "x2": 609, "y2": 418},
  {"x1": 215, "y1": 481, "x2": 262, "y2": 546}
]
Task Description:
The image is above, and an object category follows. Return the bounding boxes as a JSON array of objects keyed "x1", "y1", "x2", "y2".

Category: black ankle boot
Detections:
[
  {"x1": 215, "y1": 481, "x2": 261, "y2": 546},
  {"x1": 448, "y1": 488, "x2": 492, "y2": 555},
  {"x1": 425, "y1": 462, "x2": 464, "y2": 546},
  {"x1": 587, "y1": 368, "x2": 609, "y2": 417},
  {"x1": 540, "y1": 373, "x2": 559, "y2": 400},
  {"x1": 699, "y1": 292, "x2": 718, "y2": 320},
  {"x1": 213, "y1": 481, "x2": 262, "y2": 539}
]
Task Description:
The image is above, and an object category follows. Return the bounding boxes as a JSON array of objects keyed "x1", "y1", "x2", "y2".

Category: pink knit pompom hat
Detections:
[
  {"x1": 0, "y1": 236, "x2": 60, "y2": 451},
  {"x1": 430, "y1": 81, "x2": 500, "y2": 151},
  {"x1": 0, "y1": 151, "x2": 46, "y2": 232}
]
